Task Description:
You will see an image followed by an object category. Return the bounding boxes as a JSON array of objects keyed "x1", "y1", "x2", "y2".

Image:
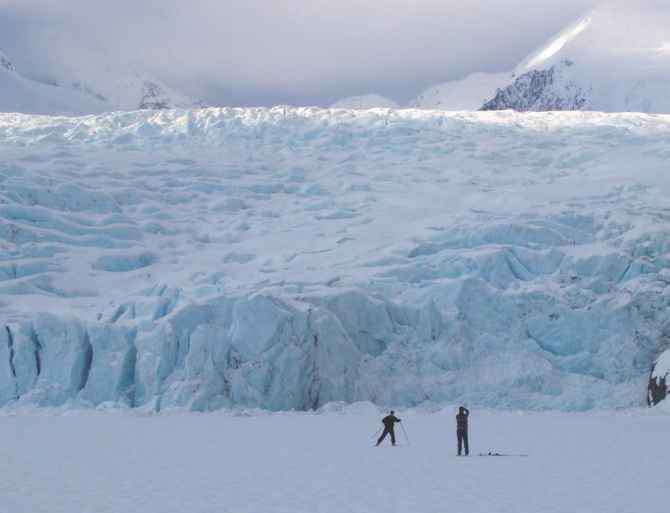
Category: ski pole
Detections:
[
  {"x1": 400, "y1": 422, "x2": 411, "y2": 445},
  {"x1": 371, "y1": 427, "x2": 382, "y2": 439}
]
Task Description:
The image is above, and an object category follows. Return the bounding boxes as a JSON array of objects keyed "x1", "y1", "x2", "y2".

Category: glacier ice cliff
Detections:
[{"x1": 1, "y1": 108, "x2": 670, "y2": 411}]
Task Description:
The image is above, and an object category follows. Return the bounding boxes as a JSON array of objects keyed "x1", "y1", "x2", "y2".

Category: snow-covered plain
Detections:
[
  {"x1": 1, "y1": 107, "x2": 670, "y2": 412},
  {"x1": 1, "y1": 404, "x2": 668, "y2": 513}
]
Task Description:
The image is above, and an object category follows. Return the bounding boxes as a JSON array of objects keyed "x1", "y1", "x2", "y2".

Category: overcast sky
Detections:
[{"x1": 0, "y1": 0, "x2": 602, "y2": 106}]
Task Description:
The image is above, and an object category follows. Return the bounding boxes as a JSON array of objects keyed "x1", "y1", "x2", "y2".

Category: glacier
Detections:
[{"x1": 1, "y1": 107, "x2": 670, "y2": 412}]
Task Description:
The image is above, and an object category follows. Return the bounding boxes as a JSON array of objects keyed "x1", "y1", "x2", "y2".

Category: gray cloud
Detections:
[{"x1": 0, "y1": 0, "x2": 599, "y2": 106}]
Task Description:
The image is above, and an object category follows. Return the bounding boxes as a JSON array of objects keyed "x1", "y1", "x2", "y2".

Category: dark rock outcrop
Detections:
[
  {"x1": 481, "y1": 61, "x2": 590, "y2": 112},
  {"x1": 1, "y1": 50, "x2": 16, "y2": 73},
  {"x1": 139, "y1": 81, "x2": 172, "y2": 110},
  {"x1": 648, "y1": 350, "x2": 670, "y2": 406}
]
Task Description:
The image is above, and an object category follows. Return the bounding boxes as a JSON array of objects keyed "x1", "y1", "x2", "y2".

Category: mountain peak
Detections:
[{"x1": 481, "y1": 3, "x2": 670, "y2": 113}]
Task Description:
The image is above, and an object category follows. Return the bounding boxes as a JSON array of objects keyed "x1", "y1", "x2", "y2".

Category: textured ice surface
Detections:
[{"x1": 1, "y1": 107, "x2": 670, "y2": 411}]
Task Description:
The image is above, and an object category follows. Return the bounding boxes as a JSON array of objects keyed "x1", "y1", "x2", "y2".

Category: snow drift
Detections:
[{"x1": 1, "y1": 107, "x2": 670, "y2": 412}]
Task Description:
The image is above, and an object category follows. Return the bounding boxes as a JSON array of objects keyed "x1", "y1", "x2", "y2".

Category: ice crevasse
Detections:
[{"x1": 1, "y1": 107, "x2": 670, "y2": 411}]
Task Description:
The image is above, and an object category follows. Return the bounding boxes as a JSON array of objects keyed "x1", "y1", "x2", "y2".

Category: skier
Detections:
[
  {"x1": 456, "y1": 406, "x2": 469, "y2": 456},
  {"x1": 376, "y1": 411, "x2": 402, "y2": 446}
]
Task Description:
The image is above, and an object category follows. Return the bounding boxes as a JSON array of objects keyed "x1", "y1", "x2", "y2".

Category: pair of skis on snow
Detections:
[{"x1": 476, "y1": 452, "x2": 529, "y2": 457}]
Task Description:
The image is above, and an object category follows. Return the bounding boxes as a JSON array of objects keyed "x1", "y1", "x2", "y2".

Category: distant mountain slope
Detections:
[
  {"x1": 0, "y1": 49, "x2": 108, "y2": 115},
  {"x1": 482, "y1": 5, "x2": 670, "y2": 113},
  {"x1": 410, "y1": 72, "x2": 510, "y2": 111},
  {"x1": 0, "y1": 48, "x2": 201, "y2": 115},
  {"x1": 62, "y1": 68, "x2": 201, "y2": 111},
  {"x1": 330, "y1": 94, "x2": 399, "y2": 109}
]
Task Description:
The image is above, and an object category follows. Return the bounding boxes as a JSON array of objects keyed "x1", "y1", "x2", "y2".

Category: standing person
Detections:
[
  {"x1": 376, "y1": 411, "x2": 402, "y2": 446},
  {"x1": 456, "y1": 406, "x2": 470, "y2": 456}
]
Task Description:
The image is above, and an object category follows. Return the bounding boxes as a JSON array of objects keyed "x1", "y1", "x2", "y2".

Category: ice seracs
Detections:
[{"x1": 2, "y1": 107, "x2": 670, "y2": 412}]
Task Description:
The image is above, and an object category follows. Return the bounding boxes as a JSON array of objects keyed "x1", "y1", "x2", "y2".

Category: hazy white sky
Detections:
[{"x1": 0, "y1": 0, "x2": 603, "y2": 106}]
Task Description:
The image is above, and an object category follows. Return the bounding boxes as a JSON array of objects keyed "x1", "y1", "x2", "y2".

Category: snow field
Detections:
[
  {"x1": 0, "y1": 406, "x2": 668, "y2": 513},
  {"x1": 2, "y1": 107, "x2": 670, "y2": 411}
]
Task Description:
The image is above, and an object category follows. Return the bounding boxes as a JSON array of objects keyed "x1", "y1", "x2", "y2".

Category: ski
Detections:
[{"x1": 477, "y1": 452, "x2": 529, "y2": 457}]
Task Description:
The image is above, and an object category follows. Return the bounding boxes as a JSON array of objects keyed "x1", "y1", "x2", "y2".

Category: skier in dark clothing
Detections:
[
  {"x1": 376, "y1": 411, "x2": 402, "y2": 446},
  {"x1": 456, "y1": 406, "x2": 469, "y2": 456}
]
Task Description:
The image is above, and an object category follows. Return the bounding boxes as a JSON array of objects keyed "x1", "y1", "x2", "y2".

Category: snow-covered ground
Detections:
[
  {"x1": 1, "y1": 404, "x2": 668, "y2": 513},
  {"x1": 2, "y1": 107, "x2": 670, "y2": 412}
]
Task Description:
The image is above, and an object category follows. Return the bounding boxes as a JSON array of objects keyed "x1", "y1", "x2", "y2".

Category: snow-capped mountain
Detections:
[
  {"x1": 330, "y1": 94, "x2": 399, "y2": 109},
  {"x1": 0, "y1": 49, "x2": 109, "y2": 115},
  {"x1": 64, "y1": 68, "x2": 201, "y2": 112},
  {"x1": 482, "y1": 5, "x2": 670, "y2": 113},
  {"x1": 0, "y1": 48, "x2": 201, "y2": 115},
  {"x1": 333, "y1": 4, "x2": 670, "y2": 114}
]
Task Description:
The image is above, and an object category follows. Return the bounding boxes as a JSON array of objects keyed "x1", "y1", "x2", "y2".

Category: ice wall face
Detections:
[{"x1": 2, "y1": 108, "x2": 670, "y2": 411}]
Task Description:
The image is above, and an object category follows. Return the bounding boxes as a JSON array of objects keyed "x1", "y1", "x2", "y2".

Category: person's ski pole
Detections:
[
  {"x1": 400, "y1": 422, "x2": 411, "y2": 445},
  {"x1": 371, "y1": 427, "x2": 382, "y2": 439}
]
